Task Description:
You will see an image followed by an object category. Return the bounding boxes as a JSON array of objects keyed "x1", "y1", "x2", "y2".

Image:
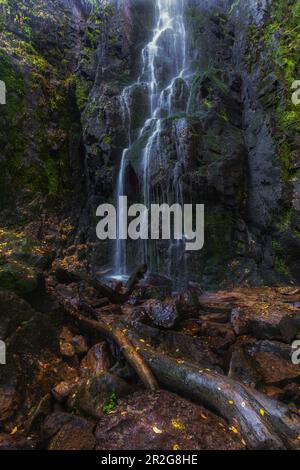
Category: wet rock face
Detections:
[
  {"x1": 143, "y1": 298, "x2": 180, "y2": 329},
  {"x1": 77, "y1": 0, "x2": 300, "y2": 287},
  {"x1": 1, "y1": 0, "x2": 298, "y2": 286},
  {"x1": 94, "y1": 390, "x2": 245, "y2": 450}
]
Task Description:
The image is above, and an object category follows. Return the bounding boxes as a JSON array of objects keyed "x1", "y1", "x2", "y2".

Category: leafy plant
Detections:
[{"x1": 103, "y1": 393, "x2": 117, "y2": 414}]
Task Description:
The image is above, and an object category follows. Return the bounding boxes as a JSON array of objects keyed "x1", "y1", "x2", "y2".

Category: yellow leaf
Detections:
[
  {"x1": 260, "y1": 409, "x2": 265, "y2": 417},
  {"x1": 10, "y1": 427, "x2": 18, "y2": 435},
  {"x1": 139, "y1": 339, "x2": 145, "y2": 343},
  {"x1": 171, "y1": 419, "x2": 185, "y2": 430},
  {"x1": 172, "y1": 444, "x2": 181, "y2": 450},
  {"x1": 229, "y1": 426, "x2": 238, "y2": 434},
  {"x1": 228, "y1": 400, "x2": 234, "y2": 405},
  {"x1": 153, "y1": 426, "x2": 163, "y2": 434}
]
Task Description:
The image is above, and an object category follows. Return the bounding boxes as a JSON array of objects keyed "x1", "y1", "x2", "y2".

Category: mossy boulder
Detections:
[
  {"x1": 68, "y1": 372, "x2": 134, "y2": 419},
  {"x1": 0, "y1": 260, "x2": 40, "y2": 295},
  {"x1": 0, "y1": 290, "x2": 36, "y2": 340}
]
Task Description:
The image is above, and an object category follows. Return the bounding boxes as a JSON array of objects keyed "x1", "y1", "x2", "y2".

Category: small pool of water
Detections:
[{"x1": 105, "y1": 274, "x2": 130, "y2": 283}]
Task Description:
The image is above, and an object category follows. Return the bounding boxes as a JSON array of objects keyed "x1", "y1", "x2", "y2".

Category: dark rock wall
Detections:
[{"x1": 1, "y1": 0, "x2": 299, "y2": 287}]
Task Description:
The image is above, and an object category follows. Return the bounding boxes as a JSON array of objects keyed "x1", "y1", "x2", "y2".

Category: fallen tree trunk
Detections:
[
  {"x1": 129, "y1": 339, "x2": 300, "y2": 450},
  {"x1": 56, "y1": 293, "x2": 158, "y2": 392},
  {"x1": 55, "y1": 265, "x2": 148, "y2": 304}
]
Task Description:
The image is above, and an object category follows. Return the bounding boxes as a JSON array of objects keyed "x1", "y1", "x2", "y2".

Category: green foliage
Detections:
[
  {"x1": 102, "y1": 135, "x2": 112, "y2": 145},
  {"x1": 103, "y1": 393, "x2": 117, "y2": 414},
  {"x1": 75, "y1": 78, "x2": 90, "y2": 110},
  {"x1": 0, "y1": 0, "x2": 107, "y2": 207},
  {"x1": 260, "y1": 1, "x2": 300, "y2": 181},
  {"x1": 228, "y1": 0, "x2": 240, "y2": 16},
  {"x1": 244, "y1": 0, "x2": 300, "y2": 242},
  {"x1": 274, "y1": 257, "x2": 290, "y2": 276}
]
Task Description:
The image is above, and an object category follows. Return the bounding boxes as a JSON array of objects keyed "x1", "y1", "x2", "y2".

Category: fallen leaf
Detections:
[
  {"x1": 172, "y1": 444, "x2": 181, "y2": 450},
  {"x1": 229, "y1": 426, "x2": 238, "y2": 434},
  {"x1": 153, "y1": 426, "x2": 163, "y2": 434},
  {"x1": 260, "y1": 408, "x2": 265, "y2": 417},
  {"x1": 171, "y1": 419, "x2": 185, "y2": 430},
  {"x1": 228, "y1": 400, "x2": 234, "y2": 405},
  {"x1": 200, "y1": 413, "x2": 208, "y2": 420},
  {"x1": 10, "y1": 427, "x2": 18, "y2": 435}
]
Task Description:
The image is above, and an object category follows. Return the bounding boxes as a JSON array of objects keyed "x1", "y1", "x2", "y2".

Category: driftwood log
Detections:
[
  {"x1": 127, "y1": 335, "x2": 300, "y2": 450},
  {"x1": 56, "y1": 292, "x2": 158, "y2": 392}
]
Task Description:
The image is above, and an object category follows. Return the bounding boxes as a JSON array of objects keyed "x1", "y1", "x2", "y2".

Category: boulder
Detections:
[
  {"x1": 67, "y1": 372, "x2": 134, "y2": 419},
  {"x1": 198, "y1": 288, "x2": 300, "y2": 340},
  {"x1": 0, "y1": 260, "x2": 41, "y2": 296},
  {"x1": 0, "y1": 434, "x2": 36, "y2": 450},
  {"x1": 52, "y1": 381, "x2": 79, "y2": 403},
  {"x1": 48, "y1": 423, "x2": 96, "y2": 450},
  {"x1": 44, "y1": 413, "x2": 96, "y2": 450},
  {"x1": 251, "y1": 351, "x2": 300, "y2": 387},
  {"x1": 143, "y1": 298, "x2": 180, "y2": 329},
  {"x1": 59, "y1": 327, "x2": 88, "y2": 358},
  {"x1": 42, "y1": 412, "x2": 95, "y2": 441},
  {"x1": 80, "y1": 342, "x2": 111, "y2": 378},
  {"x1": 228, "y1": 349, "x2": 262, "y2": 388},
  {"x1": 0, "y1": 386, "x2": 19, "y2": 423},
  {"x1": 94, "y1": 390, "x2": 244, "y2": 450},
  {"x1": 279, "y1": 312, "x2": 300, "y2": 343}
]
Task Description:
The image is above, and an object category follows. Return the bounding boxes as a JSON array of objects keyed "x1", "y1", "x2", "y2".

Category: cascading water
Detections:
[
  {"x1": 114, "y1": 0, "x2": 189, "y2": 279},
  {"x1": 113, "y1": 85, "x2": 131, "y2": 276}
]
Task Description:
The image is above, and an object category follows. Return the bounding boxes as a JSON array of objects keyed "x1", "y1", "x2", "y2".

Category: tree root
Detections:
[{"x1": 55, "y1": 292, "x2": 158, "y2": 392}]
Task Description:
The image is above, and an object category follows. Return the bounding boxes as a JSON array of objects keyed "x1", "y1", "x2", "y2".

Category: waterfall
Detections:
[
  {"x1": 114, "y1": 0, "x2": 188, "y2": 278},
  {"x1": 113, "y1": 85, "x2": 132, "y2": 276},
  {"x1": 114, "y1": 148, "x2": 128, "y2": 276}
]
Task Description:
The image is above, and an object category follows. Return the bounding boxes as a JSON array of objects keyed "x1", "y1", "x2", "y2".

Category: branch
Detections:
[{"x1": 56, "y1": 292, "x2": 158, "y2": 392}]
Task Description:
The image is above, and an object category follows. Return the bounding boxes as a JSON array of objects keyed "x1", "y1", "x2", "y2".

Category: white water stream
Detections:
[{"x1": 114, "y1": 0, "x2": 188, "y2": 276}]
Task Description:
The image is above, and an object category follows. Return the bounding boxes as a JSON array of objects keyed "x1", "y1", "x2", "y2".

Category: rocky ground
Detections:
[{"x1": 0, "y1": 221, "x2": 300, "y2": 450}]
